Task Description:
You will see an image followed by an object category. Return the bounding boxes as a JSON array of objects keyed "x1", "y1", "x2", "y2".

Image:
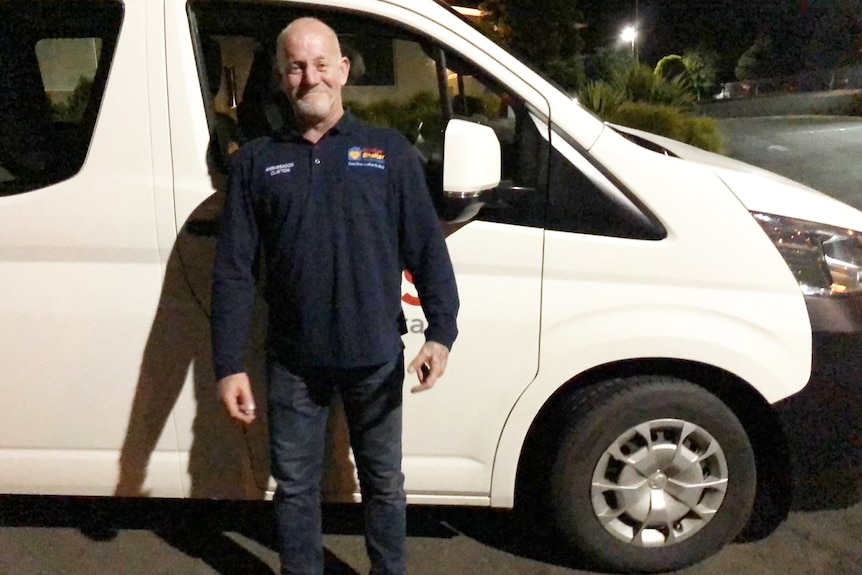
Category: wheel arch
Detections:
[{"x1": 498, "y1": 358, "x2": 792, "y2": 537}]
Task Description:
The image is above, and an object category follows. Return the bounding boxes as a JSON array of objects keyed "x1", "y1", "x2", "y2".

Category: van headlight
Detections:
[{"x1": 752, "y1": 212, "x2": 862, "y2": 296}]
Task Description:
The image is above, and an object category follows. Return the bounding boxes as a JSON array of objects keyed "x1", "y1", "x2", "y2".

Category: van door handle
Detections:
[
  {"x1": 483, "y1": 180, "x2": 536, "y2": 205},
  {"x1": 494, "y1": 180, "x2": 536, "y2": 195}
]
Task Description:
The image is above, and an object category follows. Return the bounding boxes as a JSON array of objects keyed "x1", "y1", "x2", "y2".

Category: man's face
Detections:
[{"x1": 279, "y1": 24, "x2": 349, "y2": 125}]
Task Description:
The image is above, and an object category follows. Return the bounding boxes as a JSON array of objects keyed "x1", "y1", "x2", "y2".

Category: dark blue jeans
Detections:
[{"x1": 267, "y1": 354, "x2": 407, "y2": 575}]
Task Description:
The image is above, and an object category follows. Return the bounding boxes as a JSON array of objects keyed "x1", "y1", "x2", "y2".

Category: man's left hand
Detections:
[{"x1": 407, "y1": 341, "x2": 449, "y2": 393}]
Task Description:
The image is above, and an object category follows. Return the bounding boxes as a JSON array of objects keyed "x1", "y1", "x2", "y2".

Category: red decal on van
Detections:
[{"x1": 401, "y1": 271, "x2": 421, "y2": 306}]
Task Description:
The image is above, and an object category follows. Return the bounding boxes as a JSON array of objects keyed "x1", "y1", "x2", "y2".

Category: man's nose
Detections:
[{"x1": 302, "y1": 66, "x2": 320, "y2": 85}]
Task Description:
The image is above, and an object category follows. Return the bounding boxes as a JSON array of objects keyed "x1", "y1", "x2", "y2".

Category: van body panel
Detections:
[
  {"x1": 717, "y1": 168, "x2": 862, "y2": 230},
  {"x1": 609, "y1": 122, "x2": 862, "y2": 230},
  {"x1": 544, "y1": 126, "x2": 812, "y2": 398},
  {"x1": 0, "y1": 0, "x2": 181, "y2": 496},
  {"x1": 487, "y1": 126, "x2": 812, "y2": 506},
  {"x1": 165, "y1": 0, "x2": 217, "y2": 230},
  {"x1": 149, "y1": 0, "x2": 183, "y2": 263},
  {"x1": 0, "y1": 450, "x2": 183, "y2": 498},
  {"x1": 398, "y1": 222, "x2": 544, "y2": 496}
]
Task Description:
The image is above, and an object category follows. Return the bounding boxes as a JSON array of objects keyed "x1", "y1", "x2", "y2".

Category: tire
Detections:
[{"x1": 549, "y1": 376, "x2": 756, "y2": 573}]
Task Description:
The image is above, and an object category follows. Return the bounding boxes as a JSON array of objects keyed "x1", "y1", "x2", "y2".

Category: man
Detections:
[{"x1": 211, "y1": 17, "x2": 459, "y2": 575}]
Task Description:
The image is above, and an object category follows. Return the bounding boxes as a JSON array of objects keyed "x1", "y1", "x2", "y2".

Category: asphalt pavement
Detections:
[{"x1": 0, "y1": 494, "x2": 860, "y2": 575}]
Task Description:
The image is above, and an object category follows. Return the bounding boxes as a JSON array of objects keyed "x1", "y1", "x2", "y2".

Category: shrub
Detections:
[
  {"x1": 578, "y1": 58, "x2": 720, "y2": 152},
  {"x1": 683, "y1": 116, "x2": 725, "y2": 153},
  {"x1": 611, "y1": 63, "x2": 695, "y2": 110},
  {"x1": 577, "y1": 81, "x2": 624, "y2": 117},
  {"x1": 650, "y1": 75, "x2": 696, "y2": 110},
  {"x1": 608, "y1": 102, "x2": 725, "y2": 153},
  {"x1": 655, "y1": 55, "x2": 689, "y2": 83},
  {"x1": 611, "y1": 63, "x2": 655, "y2": 103},
  {"x1": 843, "y1": 93, "x2": 862, "y2": 116},
  {"x1": 347, "y1": 91, "x2": 443, "y2": 144},
  {"x1": 608, "y1": 102, "x2": 685, "y2": 138},
  {"x1": 578, "y1": 64, "x2": 695, "y2": 115}
]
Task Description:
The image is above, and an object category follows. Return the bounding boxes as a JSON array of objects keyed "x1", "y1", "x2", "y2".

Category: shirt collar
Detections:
[
  {"x1": 279, "y1": 109, "x2": 357, "y2": 143},
  {"x1": 334, "y1": 110, "x2": 357, "y2": 136}
]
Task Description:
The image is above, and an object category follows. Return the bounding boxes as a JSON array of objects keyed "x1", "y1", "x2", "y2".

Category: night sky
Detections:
[
  {"x1": 578, "y1": 0, "x2": 808, "y2": 80},
  {"x1": 458, "y1": 1, "x2": 842, "y2": 82}
]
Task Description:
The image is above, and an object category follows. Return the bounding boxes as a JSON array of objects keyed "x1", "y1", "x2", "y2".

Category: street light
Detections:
[
  {"x1": 624, "y1": 0, "x2": 640, "y2": 60},
  {"x1": 621, "y1": 25, "x2": 637, "y2": 57}
]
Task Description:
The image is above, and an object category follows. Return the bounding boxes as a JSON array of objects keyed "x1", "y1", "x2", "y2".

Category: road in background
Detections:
[
  {"x1": 2, "y1": 116, "x2": 861, "y2": 575},
  {"x1": 719, "y1": 116, "x2": 862, "y2": 210}
]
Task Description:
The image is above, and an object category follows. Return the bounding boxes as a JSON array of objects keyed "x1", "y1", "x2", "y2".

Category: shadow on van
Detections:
[
  {"x1": 102, "y1": 190, "x2": 364, "y2": 570},
  {"x1": 113, "y1": 191, "x2": 270, "y2": 501},
  {"x1": 114, "y1": 188, "x2": 361, "y2": 500}
]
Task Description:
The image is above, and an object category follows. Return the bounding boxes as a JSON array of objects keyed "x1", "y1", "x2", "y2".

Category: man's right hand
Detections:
[{"x1": 218, "y1": 372, "x2": 257, "y2": 425}]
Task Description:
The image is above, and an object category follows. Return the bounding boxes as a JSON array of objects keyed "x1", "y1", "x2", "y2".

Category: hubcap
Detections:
[
  {"x1": 648, "y1": 472, "x2": 668, "y2": 490},
  {"x1": 590, "y1": 418, "x2": 730, "y2": 547}
]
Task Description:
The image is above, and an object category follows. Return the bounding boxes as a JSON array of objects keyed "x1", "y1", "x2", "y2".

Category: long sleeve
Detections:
[
  {"x1": 211, "y1": 151, "x2": 260, "y2": 380},
  {"x1": 396, "y1": 141, "x2": 460, "y2": 350}
]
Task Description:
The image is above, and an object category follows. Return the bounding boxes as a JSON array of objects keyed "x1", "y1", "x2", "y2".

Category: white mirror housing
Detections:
[{"x1": 442, "y1": 119, "x2": 501, "y2": 198}]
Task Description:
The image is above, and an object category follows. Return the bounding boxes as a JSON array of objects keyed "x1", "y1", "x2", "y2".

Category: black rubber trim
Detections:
[{"x1": 805, "y1": 292, "x2": 862, "y2": 334}]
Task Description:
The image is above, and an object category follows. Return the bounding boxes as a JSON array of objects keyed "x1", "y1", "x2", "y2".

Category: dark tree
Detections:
[
  {"x1": 683, "y1": 49, "x2": 718, "y2": 100},
  {"x1": 479, "y1": 0, "x2": 586, "y2": 90},
  {"x1": 804, "y1": 0, "x2": 862, "y2": 73},
  {"x1": 584, "y1": 46, "x2": 635, "y2": 83},
  {"x1": 736, "y1": 34, "x2": 774, "y2": 81}
]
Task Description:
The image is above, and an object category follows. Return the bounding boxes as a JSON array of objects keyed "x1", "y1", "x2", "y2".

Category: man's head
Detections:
[{"x1": 275, "y1": 18, "x2": 349, "y2": 130}]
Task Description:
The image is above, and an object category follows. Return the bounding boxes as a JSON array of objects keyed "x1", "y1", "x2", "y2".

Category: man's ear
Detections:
[{"x1": 339, "y1": 56, "x2": 351, "y2": 87}]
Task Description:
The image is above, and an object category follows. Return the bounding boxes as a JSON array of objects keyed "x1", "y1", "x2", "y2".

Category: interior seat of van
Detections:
[{"x1": 234, "y1": 46, "x2": 290, "y2": 144}]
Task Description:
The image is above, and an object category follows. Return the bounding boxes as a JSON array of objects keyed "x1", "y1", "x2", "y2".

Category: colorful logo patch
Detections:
[{"x1": 347, "y1": 147, "x2": 386, "y2": 170}]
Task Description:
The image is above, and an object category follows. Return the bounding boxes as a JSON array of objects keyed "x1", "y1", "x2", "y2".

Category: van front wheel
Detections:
[{"x1": 550, "y1": 376, "x2": 756, "y2": 573}]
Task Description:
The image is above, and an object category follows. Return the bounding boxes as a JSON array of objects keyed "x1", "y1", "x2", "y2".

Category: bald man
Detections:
[{"x1": 211, "y1": 17, "x2": 459, "y2": 575}]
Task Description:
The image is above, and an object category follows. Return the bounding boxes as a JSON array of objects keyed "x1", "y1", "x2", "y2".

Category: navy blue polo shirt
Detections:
[{"x1": 211, "y1": 111, "x2": 459, "y2": 380}]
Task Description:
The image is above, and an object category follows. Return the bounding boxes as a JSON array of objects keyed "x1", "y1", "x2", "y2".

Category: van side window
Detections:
[
  {"x1": 342, "y1": 41, "x2": 546, "y2": 228},
  {"x1": 547, "y1": 132, "x2": 666, "y2": 240},
  {"x1": 0, "y1": 1, "x2": 123, "y2": 197},
  {"x1": 188, "y1": 2, "x2": 546, "y2": 227}
]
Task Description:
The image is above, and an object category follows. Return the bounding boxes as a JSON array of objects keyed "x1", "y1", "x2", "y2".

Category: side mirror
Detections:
[{"x1": 440, "y1": 119, "x2": 501, "y2": 223}]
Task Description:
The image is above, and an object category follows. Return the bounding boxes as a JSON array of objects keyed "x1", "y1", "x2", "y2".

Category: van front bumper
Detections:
[{"x1": 773, "y1": 294, "x2": 862, "y2": 511}]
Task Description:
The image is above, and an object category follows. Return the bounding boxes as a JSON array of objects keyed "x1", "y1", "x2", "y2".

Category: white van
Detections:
[{"x1": 1, "y1": 0, "x2": 859, "y2": 572}]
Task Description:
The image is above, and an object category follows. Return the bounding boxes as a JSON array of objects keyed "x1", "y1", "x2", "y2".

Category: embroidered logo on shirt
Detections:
[
  {"x1": 265, "y1": 162, "x2": 295, "y2": 176},
  {"x1": 347, "y1": 147, "x2": 386, "y2": 170}
]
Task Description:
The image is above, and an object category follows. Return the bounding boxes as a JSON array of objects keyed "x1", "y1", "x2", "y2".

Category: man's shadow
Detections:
[{"x1": 105, "y1": 188, "x2": 362, "y2": 574}]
